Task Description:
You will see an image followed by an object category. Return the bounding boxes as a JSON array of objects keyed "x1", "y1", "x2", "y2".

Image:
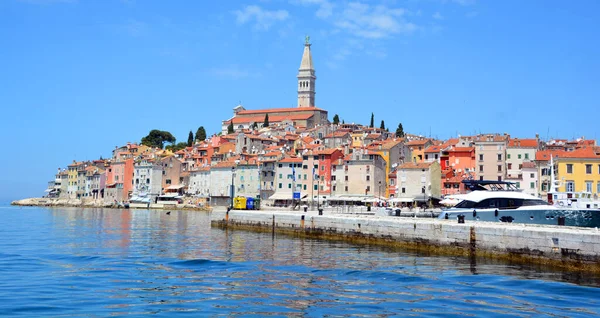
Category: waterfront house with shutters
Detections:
[
  {"x1": 396, "y1": 162, "x2": 441, "y2": 204},
  {"x1": 188, "y1": 167, "x2": 210, "y2": 197},
  {"x1": 330, "y1": 150, "x2": 387, "y2": 203},
  {"x1": 269, "y1": 157, "x2": 303, "y2": 206},
  {"x1": 554, "y1": 147, "x2": 600, "y2": 196},
  {"x1": 209, "y1": 161, "x2": 237, "y2": 207},
  {"x1": 234, "y1": 159, "x2": 260, "y2": 198},
  {"x1": 406, "y1": 139, "x2": 433, "y2": 163},
  {"x1": 131, "y1": 159, "x2": 163, "y2": 204},
  {"x1": 474, "y1": 134, "x2": 509, "y2": 181}
]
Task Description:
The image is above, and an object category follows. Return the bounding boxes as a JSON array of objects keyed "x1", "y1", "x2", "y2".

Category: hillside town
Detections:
[{"x1": 42, "y1": 39, "x2": 600, "y2": 209}]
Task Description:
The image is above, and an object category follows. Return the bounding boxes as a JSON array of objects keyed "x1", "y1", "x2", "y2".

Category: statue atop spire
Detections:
[{"x1": 305, "y1": 35, "x2": 310, "y2": 45}]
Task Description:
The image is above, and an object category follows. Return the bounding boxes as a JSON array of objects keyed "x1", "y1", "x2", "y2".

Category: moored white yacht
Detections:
[{"x1": 438, "y1": 180, "x2": 600, "y2": 227}]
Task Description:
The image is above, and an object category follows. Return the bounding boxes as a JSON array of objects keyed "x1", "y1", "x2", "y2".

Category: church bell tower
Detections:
[{"x1": 297, "y1": 36, "x2": 316, "y2": 108}]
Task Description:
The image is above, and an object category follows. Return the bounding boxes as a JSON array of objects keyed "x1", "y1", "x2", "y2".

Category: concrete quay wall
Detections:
[{"x1": 212, "y1": 210, "x2": 600, "y2": 273}]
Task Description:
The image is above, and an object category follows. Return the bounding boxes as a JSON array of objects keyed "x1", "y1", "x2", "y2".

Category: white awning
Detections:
[
  {"x1": 268, "y1": 192, "x2": 295, "y2": 200},
  {"x1": 166, "y1": 184, "x2": 185, "y2": 190},
  {"x1": 390, "y1": 197, "x2": 414, "y2": 203}
]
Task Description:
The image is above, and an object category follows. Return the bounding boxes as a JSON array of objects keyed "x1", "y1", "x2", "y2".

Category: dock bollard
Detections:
[
  {"x1": 304, "y1": 206, "x2": 308, "y2": 213},
  {"x1": 558, "y1": 216, "x2": 565, "y2": 226},
  {"x1": 457, "y1": 214, "x2": 465, "y2": 224},
  {"x1": 395, "y1": 209, "x2": 401, "y2": 217},
  {"x1": 318, "y1": 208, "x2": 323, "y2": 215}
]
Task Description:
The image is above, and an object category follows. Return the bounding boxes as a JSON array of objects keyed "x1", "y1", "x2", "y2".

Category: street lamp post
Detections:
[
  {"x1": 378, "y1": 181, "x2": 382, "y2": 201},
  {"x1": 230, "y1": 166, "x2": 235, "y2": 209}
]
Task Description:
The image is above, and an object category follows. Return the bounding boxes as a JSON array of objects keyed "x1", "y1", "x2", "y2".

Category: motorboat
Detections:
[{"x1": 438, "y1": 180, "x2": 600, "y2": 227}]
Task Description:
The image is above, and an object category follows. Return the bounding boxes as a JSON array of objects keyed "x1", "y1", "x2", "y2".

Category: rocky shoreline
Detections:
[{"x1": 11, "y1": 197, "x2": 212, "y2": 211}]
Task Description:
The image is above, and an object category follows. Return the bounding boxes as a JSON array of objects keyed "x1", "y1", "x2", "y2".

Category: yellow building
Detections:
[
  {"x1": 555, "y1": 148, "x2": 600, "y2": 194},
  {"x1": 66, "y1": 161, "x2": 80, "y2": 198}
]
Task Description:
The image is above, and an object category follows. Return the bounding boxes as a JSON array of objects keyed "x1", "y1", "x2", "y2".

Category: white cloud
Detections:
[
  {"x1": 334, "y1": 2, "x2": 416, "y2": 39},
  {"x1": 292, "y1": 0, "x2": 334, "y2": 18},
  {"x1": 233, "y1": 5, "x2": 289, "y2": 31},
  {"x1": 433, "y1": 12, "x2": 443, "y2": 20}
]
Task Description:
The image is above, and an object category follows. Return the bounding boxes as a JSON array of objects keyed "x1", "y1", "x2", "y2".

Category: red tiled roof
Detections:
[
  {"x1": 313, "y1": 148, "x2": 342, "y2": 155},
  {"x1": 228, "y1": 113, "x2": 314, "y2": 124},
  {"x1": 398, "y1": 162, "x2": 434, "y2": 169},
  {"x1": 424, "y1": 145, "x2": 441, "y2": 153},
  {"x1": 448, "y1": 147, "x2": 474, "y2": 152},
  {"x1": 406, "y1": 139, "x2": 431, "y2": 146},
  {"x1": 508, "y1": 138, "x2": 538, "y2": 148},
  {"x1": 522, "y1": 162, "x2": 536, "y2": 168},
  {"x1": 237, "y1": 107, "x2": 326, "y2": 115},
  {"x1": 279, "y1": 157, "x2": 303, "y2": 163}
]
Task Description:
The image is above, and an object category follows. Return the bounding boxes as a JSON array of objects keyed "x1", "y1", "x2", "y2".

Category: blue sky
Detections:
[{"x1": 1, "y1": 0, "x2": 599, "y2": 202}]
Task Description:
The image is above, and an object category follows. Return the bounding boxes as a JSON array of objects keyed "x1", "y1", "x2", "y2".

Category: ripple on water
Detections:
[{"x1": 0, "y1": 206, "x2": 599, "y2": 317}]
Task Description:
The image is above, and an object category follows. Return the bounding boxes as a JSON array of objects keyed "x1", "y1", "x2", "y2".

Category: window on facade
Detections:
[
  {"x1": 479, "y1": 165, "x2": 484, "y2": 172},
  {"x1": 366, "y1": 186, "x2": 371, "y2": 192},
  {"x1": 597, "y1": 182, "x2": 600, "y2": 194},
  {"x1": 525, "y1": 153, "x2": 529, "y2": 160},
  {"x1": 345, "y1": 186, "x2": 348, "y2": 192},
  {"x1": 516, "y1": 182, "x2": 520, "y2": 188},
  {"x1": 566, "y1": 181, "x2": 574, "y2": 192},
  {"x1": 146, "y1": 179, "x2": 150, "y2": 184},
  {"x1": 279, "y1": 173, "x2": 282, "y2": 179},
  {"x1": 497, "y1": 165, "x2": 502, "y2": 172},
  {"x1": 507, "y1": 154, "x2": 511, "y2": 159},
  {"x1": 530, "y1": 182, "x2": 535, "y2": 189},
  {"x1": 479, "y1": 154, "x2": 484, "y2": 161},
  {"x1": 345, "y1": 176, "x2": 348, "y2": 181},
  {"x1": 518, "y1": 154, "x2": 522, "y2": 159},
  {"x1": 497, "y1": 154, "x2": 502, "y2": 161},
  {"x1": 480, "y1": 176, "x2": 484, "y2": 181},
  {"x1": 586, "y1": 181, "x2": 593, "y2": 193},
  {"x1": 567, "y1": 164, "x2": 573, "y2": 174},
  {"x1": 303, "y1": 185, "x2": 307, "y2": 190},
  {"x1": 390, "y1": 179, "x2": 395, "y2": 186},
  {"x1": 366, "y1": 175, "x2": 370, "y2": 181},
  {"x1": 401, "y1": 188, "x2": 406, "y2": 193},
  {"x1": 542, "y1": 183, "x2": 547, "y2": 191},
  {"x1": 288, "y1": 184, "x2": 291, "y2": 189},
  {"x1": 166, "y1": 179, "x2": 171, "y2": 185},
  {"x1": 586, "y1": 164, "x2": 592, "y2": 174},
  {"x1": 278, "y1": 183, "x2": 282, "y2": 188},
  {"x1": 518, "y1": 164, "x2": 523, "y2": 169},
  {"x1": 333, "y1": 185, "x2": 336, "y2": 191},
  {"x1": 278, "y1": 164, "x2": 282, "y2": 168},
  {"x1": 497, "y1": 176, "x2": 502, "y2": 181},
  {"x1": 331, "y1": 176, "x2": 336, "y2": 181},
  {"x1": 508, "y1": 163, "x2": 512, "y2": 169}
]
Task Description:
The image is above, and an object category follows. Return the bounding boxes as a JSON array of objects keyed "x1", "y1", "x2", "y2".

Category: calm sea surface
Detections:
[{"x1": 1, "y1": 206, "x2": 599, "y2": 317}]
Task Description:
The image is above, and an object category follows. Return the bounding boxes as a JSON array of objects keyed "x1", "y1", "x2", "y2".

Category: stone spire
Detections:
[{"x1": 297, "y1": 36, "x2": 316, "y2": 108}]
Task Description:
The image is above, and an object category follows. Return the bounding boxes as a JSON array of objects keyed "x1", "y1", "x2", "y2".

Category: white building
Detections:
[
  {"x1": 188, "y1": 167, "x2": 211, "y2": 197},
  {"x1": 132, "y1": 159, "x2": 163, "y2": 203}
]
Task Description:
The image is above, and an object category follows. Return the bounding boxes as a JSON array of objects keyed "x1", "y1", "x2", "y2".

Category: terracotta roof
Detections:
[
  {"x1": 536, "y1": 148, "x2": 600, "y2": 160},
  {"x1": 424, "y1": 145, "x2": 441, "y2": 153},
  {"x1": 398, "y1": 162, "x2": 434, "y2": 169},
  {"x1": 212, "y1": 161, "x2": 236, "y2": 168},
  {"x1": 448, "y1": 147, "x2": 474, "y2": 153},
  {"x1": 508, "y1": 138, "x2": 538, "y2": 148},
  {"x1": 313, "y1": 148, "x2": 342, "y2": 155},
  {"x1": 406, "y1": 139, "x2": 431, "y2": 146},
  {"x1": 279, "y1": 157, "x2": 303, "y2": 163},
  {"x1": 228, "y1": 113, "x2": 314, "y2": 125},
  {"x1": 236, "y1": 107, "x2": 326, "y2": 115},
  {"x1": 522, "y1": 162, "x2": 536, "y2": 169},
  {"x1": 440, "y1": 138, "x2": 459, "y2": 149},
  {"x1": 364, "y1": 133, "x2": 381, "y2": 139}
]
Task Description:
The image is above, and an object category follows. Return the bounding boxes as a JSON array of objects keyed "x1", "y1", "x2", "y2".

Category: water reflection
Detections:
[{"x1": 0, "y1": 206, "x2": 598, "y2": 316}]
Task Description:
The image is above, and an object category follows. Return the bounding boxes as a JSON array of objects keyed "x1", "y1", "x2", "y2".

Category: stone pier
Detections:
[{"x1": 212, "y1": 210, "x2": 600, "y2": 273}]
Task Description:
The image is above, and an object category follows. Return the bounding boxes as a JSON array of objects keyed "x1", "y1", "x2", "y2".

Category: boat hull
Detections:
[{"x1": 439, "y1": 208, "x2": 600, "y2": 227}]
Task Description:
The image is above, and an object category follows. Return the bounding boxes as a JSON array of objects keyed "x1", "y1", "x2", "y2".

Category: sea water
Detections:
[{"x1": 0, "y1": 206, "x2": 599, "y2": 317}]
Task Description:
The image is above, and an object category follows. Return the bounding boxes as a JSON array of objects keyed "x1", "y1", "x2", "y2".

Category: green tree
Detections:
[
  {"x1": 332, "y1": 114, "x2": 340, "y2": 125},
  {"x1": 380, "y1": 120, "x2": 385, "y2": 130},
  {"x1": 395, "y1": 123, "x2": 405, "y2": 138},
  {"x1": 263, "y1": 114, "x2": 270, "y2": 127},
  {"x1": 141, "y1": 129, "x2": 176, "y2": 149},
  {"x1": 252, "y1": 122, "x2": 258, "y2": 130},
  {"x1": 166, "y1": 142, "x2": 188, "y2": 152},
  {"x1": 187, "y1": 130, "x2": 194, "y2": 147},
  {"x1": 195, "y1": 126, "x2": 206, "y2": 142},
  {"x1": 370, "y1": 112, "x2": 374, "y2": 128},
  {"x1": 342, "y1": 119, "x2": 345, "y2": 124},
  {"x1": 227, "y1": 122, "x2": 234, "y2": 134}
]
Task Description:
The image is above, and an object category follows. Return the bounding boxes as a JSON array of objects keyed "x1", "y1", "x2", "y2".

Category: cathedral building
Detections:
[{"x1": 221, "y1": 38, "x2": 329, "y2": 133}]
